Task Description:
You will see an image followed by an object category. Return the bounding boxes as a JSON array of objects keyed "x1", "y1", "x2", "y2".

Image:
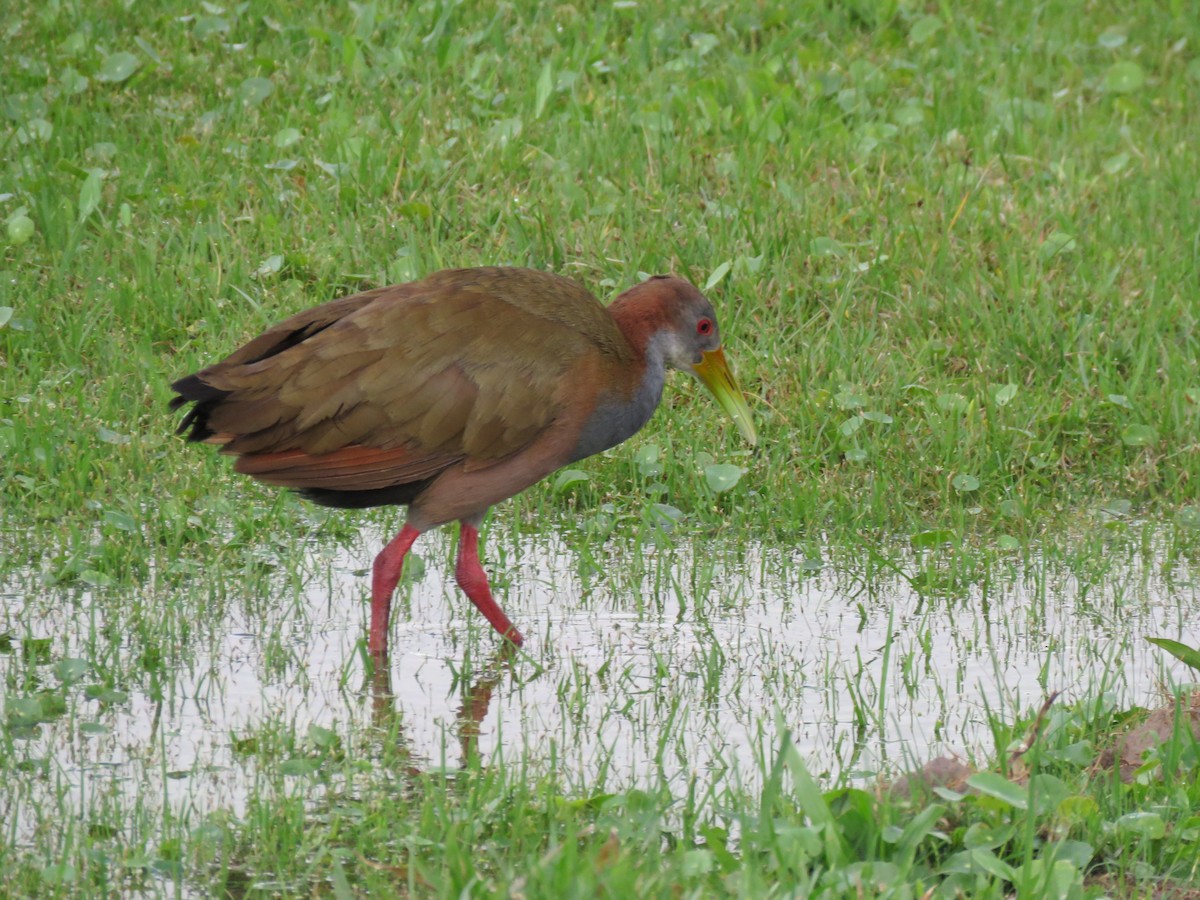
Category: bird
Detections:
[{"x1": 170, "y1": 266, "x2": 756, "y2": 659}]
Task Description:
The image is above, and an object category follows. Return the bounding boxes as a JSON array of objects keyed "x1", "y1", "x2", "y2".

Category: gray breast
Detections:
[{"x1": 568, "y1": 364, "x2": 665, "y2": 463}]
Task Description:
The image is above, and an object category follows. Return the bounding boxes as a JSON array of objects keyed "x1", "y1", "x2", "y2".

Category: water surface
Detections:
[{"x1": 3, "y1": 527, "x2": 1197, "y2": 843}]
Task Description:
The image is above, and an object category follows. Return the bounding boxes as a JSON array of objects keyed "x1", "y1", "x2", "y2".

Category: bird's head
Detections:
[{"x1": 612, "y1": 275, "x2": 757, "y2": 446}]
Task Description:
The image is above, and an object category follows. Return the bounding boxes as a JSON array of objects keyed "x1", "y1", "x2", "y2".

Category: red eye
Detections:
[{"x1": 696, "y1": 318, "x2": 714, "y2": 336}]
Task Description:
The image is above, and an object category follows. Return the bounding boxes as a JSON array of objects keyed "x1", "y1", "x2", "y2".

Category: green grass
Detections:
[{"x1": 3, "y1": 0, "x2": 1200, "y2": 895}]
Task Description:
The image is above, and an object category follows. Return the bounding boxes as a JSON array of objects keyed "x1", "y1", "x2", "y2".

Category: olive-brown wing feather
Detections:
[{"x1": 178, "y1": 269, "x2": 628, "y2": 492}]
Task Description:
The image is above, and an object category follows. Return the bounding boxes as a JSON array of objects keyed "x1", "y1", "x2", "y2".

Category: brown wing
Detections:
[{"x1": 171, "y1": 268, "x2": 632, "y2": 492}]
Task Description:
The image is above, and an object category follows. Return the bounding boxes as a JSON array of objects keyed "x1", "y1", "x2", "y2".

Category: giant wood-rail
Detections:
[{"x1": 171, "y1": 267, "x2": 756, "y2": 658}]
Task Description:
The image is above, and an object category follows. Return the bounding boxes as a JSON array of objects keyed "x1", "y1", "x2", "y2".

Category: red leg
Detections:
[
  {"x1": 369, "y1": 523, "x2": 421, "y2": 658},
  {"x1": 455, "y1": 522, "x2": 524, "y2": 646}
]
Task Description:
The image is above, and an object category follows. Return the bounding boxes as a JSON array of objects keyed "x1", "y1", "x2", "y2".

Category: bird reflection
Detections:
[{"x1": 365, "y1": 642, "x2": 520, "y2": 771}]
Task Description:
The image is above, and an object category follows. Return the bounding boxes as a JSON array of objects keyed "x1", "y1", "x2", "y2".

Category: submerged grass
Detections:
[{"x1": 2, "y1": 0, "x2": 1200, "y2": 895}]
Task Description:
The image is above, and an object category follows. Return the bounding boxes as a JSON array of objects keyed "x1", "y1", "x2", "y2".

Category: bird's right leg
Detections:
[{"x1": 369, "y1": 523, "x2": 422, "y2": 659}]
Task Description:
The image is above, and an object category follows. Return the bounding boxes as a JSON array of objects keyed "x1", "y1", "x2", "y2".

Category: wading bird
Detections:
[{"x1": 171, "y1": 267, "x2": 756, "y2": 658}]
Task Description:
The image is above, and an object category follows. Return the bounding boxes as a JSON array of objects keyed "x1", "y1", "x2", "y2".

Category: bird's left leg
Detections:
[{"x1": 454, "y1": 518, "x2": 524, "y2": 646}]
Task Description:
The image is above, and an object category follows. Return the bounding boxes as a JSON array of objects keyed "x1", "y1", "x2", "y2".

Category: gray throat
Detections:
[{"x1": 568, "y1": 351, "x2": 666, "y2": 463}]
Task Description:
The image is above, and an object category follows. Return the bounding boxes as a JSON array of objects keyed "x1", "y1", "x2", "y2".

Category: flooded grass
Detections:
[{"x1": 4, "y1": 525, "x2": 1199, "y2": 894}]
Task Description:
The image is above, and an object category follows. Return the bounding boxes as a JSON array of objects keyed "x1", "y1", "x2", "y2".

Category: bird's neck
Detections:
[
  {"x1": 608, "y1": 297, "x2": 676, "y2": 411},
  {"x1": 607, "y1": 293, "x2": 673, "y2": 373},
  {"x1": 566, "y1": 299, "x2": 672, "y2": 464}
]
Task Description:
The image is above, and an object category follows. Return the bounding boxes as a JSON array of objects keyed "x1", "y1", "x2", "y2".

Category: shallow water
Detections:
[{"x1": 3, "y1": 526, "x2": 1198, "y2": 845}]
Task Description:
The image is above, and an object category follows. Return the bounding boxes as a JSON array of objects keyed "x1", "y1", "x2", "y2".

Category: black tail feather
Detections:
[{"x1": 169, "y1": 373, "x2": 230, "y2": 442}]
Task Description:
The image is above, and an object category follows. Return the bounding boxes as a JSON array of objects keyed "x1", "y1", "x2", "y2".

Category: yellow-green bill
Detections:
[{"x1": 693, "y1": 347, "x2": 757, "y2": 446}]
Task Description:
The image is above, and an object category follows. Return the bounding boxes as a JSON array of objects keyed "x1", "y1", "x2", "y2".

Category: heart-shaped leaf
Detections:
[
  {"x1": 809, "y1": 236, "x2": 845, "y2": 257},
  {"x1": 992, "y1": 383, "x2": 1018, "y2": 407},
  {"x1": 238, "y1": 76, "x2": 274, "y2": 106},
  {"x1": 273, "y1": 127, "x2": 302, "y2": 148},
  {"x1": 1105, "y1": 61, "x2": 1145, "y2": 94},
  {"x1": 967, "y1": 772, "x2": 1028, "y2": 809},
  {"x1": 1116, "y1": 811, "x2": 1165, "y2": 839},
  {"x1": 951, "y1": 473, "x2": 980, "y2": 492},
  {"x1": 703, "y1": 463, "x2": 745, "y2": 494},
  {"x1": 553, "y1": 469, "x2": 590, "y2": 492},
  {"x1": 96, "y1": 52, "x2": 140, "y2": 84},
  {"x1": 6, "y1": 215, "x2": 34, "y2": 245},
  {"x1": 1120, "y1": 424, "x2": 1157, "y2": 447},
  {"x1": 911, "y1": 529, "x2": 956, "y2": 548},
  {"x1": 53, "y1": 658, "x2": 89, "y2": 685}
]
